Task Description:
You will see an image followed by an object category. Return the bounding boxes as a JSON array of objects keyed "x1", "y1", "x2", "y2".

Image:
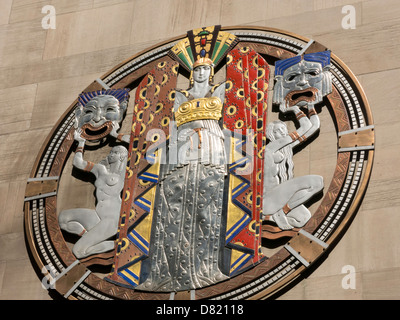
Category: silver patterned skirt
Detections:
[{"x1": 136, "y1": 119, "x2": 229, "y2": 292}]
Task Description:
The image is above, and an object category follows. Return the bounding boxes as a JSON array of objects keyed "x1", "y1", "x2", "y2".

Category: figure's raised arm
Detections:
[
  {"x1": 109, "y1": 121, "x2": 130, "y2": 144},
  {"x1": 72, "y1": 129, "x2": 100, "y2": 177},
  {"x1": 287, "y1": 105, "x2": 312, "y2": 136},
  {"x1": 304, "y1": 104, "x2": 321, "y2": 137},
  {"x1": 287, "y1": 104, "x2": 321, "y2": 148},
  {"x1": 265, "y1": 105, "x2": 312, "y2": 152}
]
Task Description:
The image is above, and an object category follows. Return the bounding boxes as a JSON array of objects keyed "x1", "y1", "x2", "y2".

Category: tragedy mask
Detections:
[{"x1": 273, "y1": 51, "x2": 332, "y2": 112}]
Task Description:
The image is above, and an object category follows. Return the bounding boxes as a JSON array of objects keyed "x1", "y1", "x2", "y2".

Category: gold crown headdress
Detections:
[{"x1": 168, "y1": 25, "x2": 239, "y2": 72}]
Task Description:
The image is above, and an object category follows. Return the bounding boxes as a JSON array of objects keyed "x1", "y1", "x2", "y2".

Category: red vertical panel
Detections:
[
  {"x1": 224, "y1": 46, "x2": 270, "y2": 271},
  {"x1": 108, "y1": 61, "x2": 178, "y2": 283}
]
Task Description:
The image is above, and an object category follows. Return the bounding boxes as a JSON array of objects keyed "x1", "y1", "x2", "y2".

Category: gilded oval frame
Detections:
[{"x1": 24, "y1": 26, "x2": 374, "y2": 300}]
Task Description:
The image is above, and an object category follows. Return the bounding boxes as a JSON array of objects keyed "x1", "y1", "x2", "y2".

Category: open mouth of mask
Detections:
[
  {"x1": 80, "y1": 121, "x2": 113, "y2": 141},
  {"x1": 284, "y1": 87, "x2": 319, "y2": 107}
]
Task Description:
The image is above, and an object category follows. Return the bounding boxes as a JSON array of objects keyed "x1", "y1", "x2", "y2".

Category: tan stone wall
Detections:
[{"x1": 0, "y1": 0, "x2": 398, "y2": 300}]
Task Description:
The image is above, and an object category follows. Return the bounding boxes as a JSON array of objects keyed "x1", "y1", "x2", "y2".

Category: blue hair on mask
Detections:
[
  {"x1": 275, "y1": 51, "x2": 331, "y2": 76},
  {"x1": 79, "y1": 88, "x2": 130, "y2": 107}
]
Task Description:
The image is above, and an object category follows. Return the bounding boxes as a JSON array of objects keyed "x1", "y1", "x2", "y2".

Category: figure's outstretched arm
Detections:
[
  {"x1": 290, "y1": 105, "x2": 312, "y2": 136},
  {"x1": 266, "y1": 105, "x2": 312, "y2": 152},
  {"x1": 72, "y1": 129, "x2": 88, "y2": 169},
  {"x1": 288, "y1": 104, "x2": 321, "y2": 148},
  {"x1": 73, "y1": 129, "x2": 99, "y2": 177},
  {"x1": 304, "y1": 105, "x2": 321, "y2": 137},
  {"x1": 109, "y1": 121, "x2": 130, "y2": 143}
]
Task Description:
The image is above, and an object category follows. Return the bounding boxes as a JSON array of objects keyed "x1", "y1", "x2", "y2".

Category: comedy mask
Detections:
[
  {"x1": 273, "y1": 51, "x2": 332, "y2": 112},
  {"x1": 74, "y1": 89, "x2": 129, "y2": 141}
]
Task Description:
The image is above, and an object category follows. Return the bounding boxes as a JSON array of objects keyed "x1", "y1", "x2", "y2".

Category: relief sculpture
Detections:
[
  {"x1": 262, "y1": 51, "x2": 332, "y2": 230},
  {"x1": 135, "y1": 57, "x2": 229, "y2": 291},
  {"x1": 58, "y1": 90, "x2": 130, "y2": 258},
  {"x1": 24, "y1": 25, "x2": 374, "y2": 300},
  {"x1": 107, "y1": 26, "x2": 270, "y2": 291},
  {"x1": 57, "y1": 27, "x2": 333, "y2": 294}
]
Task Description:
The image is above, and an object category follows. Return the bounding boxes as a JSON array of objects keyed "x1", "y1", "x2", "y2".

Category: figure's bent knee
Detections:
[
  {"x1": 58, "y1": 209, "x2": 78, "y2": 225},
  {"x1": 58, "y1": 211, "x2": 66, "y2": 223},
  {"x1": 72, "y1": 243, "x2": 86, "y2": 259},
  {"x1": 58, "y1": 211, "x2": 69, "y2": 229},
  {"x1": 310, "y1": 175, "x2": 324, "y2": 192},
  {"x1": 287, "y1": 205, "x2": 311, "y2": 228}
]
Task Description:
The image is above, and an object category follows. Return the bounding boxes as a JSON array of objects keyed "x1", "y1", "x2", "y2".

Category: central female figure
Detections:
[{"x1": 136, "y1": 58, "x2": 229, "y2": 292}]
